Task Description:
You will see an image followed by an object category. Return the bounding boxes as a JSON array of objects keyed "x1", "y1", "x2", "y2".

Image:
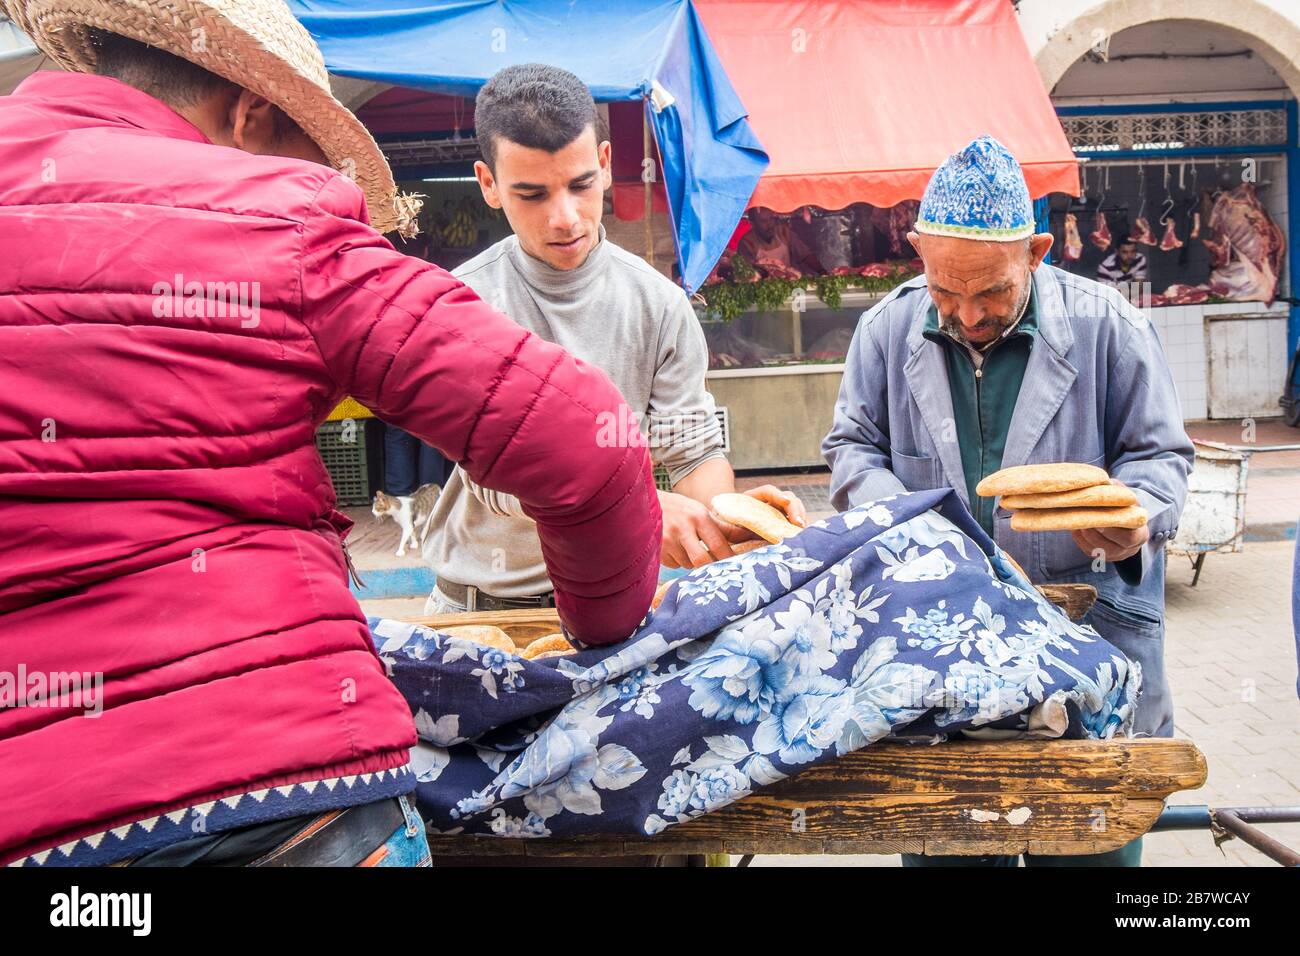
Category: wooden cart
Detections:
[{"x1": 407, "y1": 584, "x2": 1207, "y2": 862}]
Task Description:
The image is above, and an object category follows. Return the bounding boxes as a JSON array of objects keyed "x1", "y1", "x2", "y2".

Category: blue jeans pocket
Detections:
[{"x1": 368, "y1": 796, "x2": 431, "y2": 867}]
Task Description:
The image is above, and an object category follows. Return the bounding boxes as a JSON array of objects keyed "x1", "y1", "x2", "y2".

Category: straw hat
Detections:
[{"x1": 4, "y1": 0, "x2": 420, "y2": 235}]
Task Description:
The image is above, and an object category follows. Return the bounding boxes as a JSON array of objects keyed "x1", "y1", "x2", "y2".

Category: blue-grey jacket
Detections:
[{"x1": 823, "y1": 264, "x2": 1194, "y2": 737}]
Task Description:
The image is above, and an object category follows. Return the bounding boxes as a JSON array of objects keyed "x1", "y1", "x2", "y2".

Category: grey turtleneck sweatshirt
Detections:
[{"x1": 423, "y1": 225, "x2": 724, "y2": 597}]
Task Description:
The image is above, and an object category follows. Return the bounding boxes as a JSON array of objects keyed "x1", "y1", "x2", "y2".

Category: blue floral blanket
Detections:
[{"x1": 369, "y1": 489, "x2": 1141, "y2": 839}]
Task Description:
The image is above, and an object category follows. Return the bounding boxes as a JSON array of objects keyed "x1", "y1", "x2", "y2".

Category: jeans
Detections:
[
  {"x1": 368, "y1": 795, "x2": 433, "y2": 868},
  {"x1": 383, "y1": 424, "x2": 452, "y2": 496},
  {"x1": 423, "y1": 586, "x2": 466, "y2": 617},
  {"x1": 901, "y1": 835, "x2": 1143, "y2": 868}
]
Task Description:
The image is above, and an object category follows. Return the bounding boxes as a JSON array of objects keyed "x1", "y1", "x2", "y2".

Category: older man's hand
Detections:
[
  {"x1": 1071, "y1": 523, "x2": 1149, "y2": 563},
  {"x1": 1069, "y1": 479, "x2": 1148, "y2": 563}
]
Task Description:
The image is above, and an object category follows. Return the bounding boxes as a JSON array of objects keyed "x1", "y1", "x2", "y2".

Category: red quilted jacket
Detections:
[{"x1": 0, "y1": 72, "x2": 661, "y2": 865}]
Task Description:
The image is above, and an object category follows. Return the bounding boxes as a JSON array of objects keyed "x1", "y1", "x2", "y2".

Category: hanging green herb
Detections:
[{"x1": 698, "y1": 264, "x2": 922, "y2": 322}]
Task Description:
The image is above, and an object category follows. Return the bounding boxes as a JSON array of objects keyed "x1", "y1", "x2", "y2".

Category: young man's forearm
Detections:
[{"x1": 666, "y1": 456, "x2": 735, "y2": 507}]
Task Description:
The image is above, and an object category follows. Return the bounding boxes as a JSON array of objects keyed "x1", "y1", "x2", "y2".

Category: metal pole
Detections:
[
  {"x1": 1213, "y1": 809, "x2": 1300, "y2": 866},
  {"x1": 1150, "y1": 804, "x2": 1213, "y2": 830},
  {"x1": 1218, "y1": 806, "x2": 1300, "y2": 824},
  {"x1": 643, "y1": 100, "x2": 655, "y2": 268},
  {"x1": 1155, "y1": 804, "x2": 1300, "y2": 828}
]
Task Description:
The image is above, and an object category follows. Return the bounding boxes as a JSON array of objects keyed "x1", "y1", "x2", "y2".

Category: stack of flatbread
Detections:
[
  {"x1": 976, "y1": 463, "x2": 1147, "y2": 532},
  {"x1": 437, "y1": 625, "x2": 576, "y2": 660}
]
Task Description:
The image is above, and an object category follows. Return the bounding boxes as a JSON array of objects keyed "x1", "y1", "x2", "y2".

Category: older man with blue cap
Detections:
[{"x1": 824, "y1": 136, "x2": 1195, "y2": 867}]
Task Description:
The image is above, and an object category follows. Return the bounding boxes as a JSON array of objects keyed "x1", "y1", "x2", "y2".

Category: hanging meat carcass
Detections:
[
  {"x1": 1129, "y1": 217, "x2": 1157, "y2": 245},
  {"x1": 886, "y1": 199, "x2": 920, "y2": 257},
  {"x1": 1202, "y1": 232, "x2": 1231, "y2": 268},
  {"x1": 1159, "y1": 217, "x2": 1183, "y2": 251},
  {"x1": 1189, "y1": 211, "x2": 1201, "y2": 240},
  {"x1": 1089, "y1": 212, "x2": 1112, "y2": 251},
  {"x1": 1205, "y1": 183, "x2": 1286, "y2": 304},
  {"x1": 1063, "y1": 213, "x2": 1083, "y2": 261}
]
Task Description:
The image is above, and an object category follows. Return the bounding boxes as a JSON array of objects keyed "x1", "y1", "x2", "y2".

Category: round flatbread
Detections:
[
  {"x1": 651, "y1": 580, "x2": 674, "y2": 610},
  {"x1": 1000, "y1": 484, "x2": 1137, "y2": 510},
  {"x1": 1010, "y1": 505, "x2": 1148, "y2": 532},
  {"x1": 729, "y1": 539, "x2": 769, "y2": 556},
  {"x1": 976, "y1": 463, "x2": 1109, "y2": 498},
  {"x1": 521, "y1": 633, "x2": 573, "y2": 660},
  {"x1": 533, "y1": 648, "x2": 576, "y2": 661},
  {"x1": 438, "y1": 624, "x2": 516, "y2": 653},
  {"x1": 710, "y1": 493, "x2": 801, "y2": 544}
]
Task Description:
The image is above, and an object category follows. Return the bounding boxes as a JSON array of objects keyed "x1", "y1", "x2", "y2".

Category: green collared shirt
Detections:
[{"x1": 921, "y1": 286, "x2": 1040, "y2": 537}]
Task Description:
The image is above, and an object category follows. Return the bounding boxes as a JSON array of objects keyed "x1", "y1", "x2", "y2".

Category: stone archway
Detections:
[{"x1": 1035, "y1": 0, "x2": 1300, "y2": 102}]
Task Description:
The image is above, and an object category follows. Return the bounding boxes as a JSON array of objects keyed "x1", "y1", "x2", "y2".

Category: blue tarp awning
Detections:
[{"x1": 288, "y1": 0, "x2": 768, "y2": 293}]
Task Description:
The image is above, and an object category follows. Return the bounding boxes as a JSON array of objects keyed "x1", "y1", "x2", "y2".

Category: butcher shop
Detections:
[
  {"x1": 1047, "y1": 120, "x2": 1292, "y2": 421},
  {"x1": 1036, "y1": 12, "x2": 1300, "y2": 424},
  {"x1": 677, "y1": 0, "x2": 1081, "y2": 470}
]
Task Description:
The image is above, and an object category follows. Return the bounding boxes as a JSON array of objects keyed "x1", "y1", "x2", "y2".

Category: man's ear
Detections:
[
  {"x1": 473, "y1": 159, "x2": 502, "y2": 210},
  {"x1": 229, "y1": 89, "x2": 278, "y2": 152},
  {"x1": 905, "y1": 230, "x2": 923, "y2": 258},
  {"x1": 1028, "y1": 232, "x2": 1054, "y2": 270},
  {"x1": 598, "y1": 139, "x2": 613, "y2": 191}
]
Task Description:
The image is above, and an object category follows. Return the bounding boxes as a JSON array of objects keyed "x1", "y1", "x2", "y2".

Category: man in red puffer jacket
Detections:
[{"x1": 0, "y1": 3, "x2": 661, "y2": 867}]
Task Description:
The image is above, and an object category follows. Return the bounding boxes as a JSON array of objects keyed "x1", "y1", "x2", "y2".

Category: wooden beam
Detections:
[{"x1": 425, "y1": 738, "x2": 1207, "y2": 857}]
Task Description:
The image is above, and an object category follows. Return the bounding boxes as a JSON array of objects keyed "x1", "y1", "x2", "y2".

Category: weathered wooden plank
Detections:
[
  {"x1": 426, "y1": 792, "x2": 1162, "y2": 856},
  {"x1": 1036, "y1": 583, "x2": 1097, "y2": 620},
  {"x1": 423, "y1": 740, "x2": 1205, "y2": 858},
  {"x1": 423, "y1": 837, "x2": 529, "y2": 856},
  {"x1": 821, "y1": 839, "x2": 926, "y2": 855},
  {"x1": 700, "y1": 739, "x2": 1205, "y2": 797},
  {"x1": 524, "y1": 839, "x2": 725, "y2": 857},
  {"x1": 641, "y1": 791, "x2": 1152, "y2": 846},
  {"x1": 1121, "y1": 742, "x2": 1210, "y2": 793}
]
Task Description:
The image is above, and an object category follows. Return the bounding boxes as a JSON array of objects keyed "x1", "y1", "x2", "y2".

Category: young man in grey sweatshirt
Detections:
[{"x1": 423, "y1": 63, "x2": 805, "y2": 616}]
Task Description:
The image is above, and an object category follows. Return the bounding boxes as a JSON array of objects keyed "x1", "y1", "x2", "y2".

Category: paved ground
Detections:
[{"x1": 354, "y1": 418, "x2": 1300, "y2": 867}]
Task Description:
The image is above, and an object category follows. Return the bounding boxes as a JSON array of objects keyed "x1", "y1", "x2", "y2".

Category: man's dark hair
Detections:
[
  {"x1": 87, "y1": 28, "x2": 234, "y2": 108},
  {"x1": 86, "y1": 28, "x2": 298, "y2": 142},
  {"x1": 474, "y1": 63, "x2": 606, "y2": 170},
  {"x1": 1117, "y1": 237, "x2": 1137, "y2": 249}
]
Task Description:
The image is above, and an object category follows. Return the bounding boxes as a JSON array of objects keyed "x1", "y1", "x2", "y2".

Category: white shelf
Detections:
[{"x1": 707, "y1": 363, "x2": 846, "y2": 379}]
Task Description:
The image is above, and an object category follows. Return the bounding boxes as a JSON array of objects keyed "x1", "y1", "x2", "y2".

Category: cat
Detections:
[{"x1": 372, "y1": 483, "x2": 441, "y2": 557}]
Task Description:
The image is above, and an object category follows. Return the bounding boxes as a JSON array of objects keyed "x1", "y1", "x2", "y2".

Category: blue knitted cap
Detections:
[{"x1": 915, "y1": 136, "x2": 1034, "y2": 241}]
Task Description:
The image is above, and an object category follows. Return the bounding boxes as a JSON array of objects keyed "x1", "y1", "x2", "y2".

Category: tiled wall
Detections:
[
  {"x1": 1147, "y1": 305, "x2": 1209, "y2": 420},
  {"x1": 1146, "y1": 301, "x2": 1290, "y2": 421}
]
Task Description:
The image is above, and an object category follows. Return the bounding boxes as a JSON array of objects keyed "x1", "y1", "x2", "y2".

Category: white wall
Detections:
[
  {"x1": 1019, "y1": 0, "x2": 1300, "y2": 106},
  {"x1": 1016, "y1": 0, "x2": 1300, "y2": 61},
  {"x1": 1148, "y1": 305, "x2": 1210, "y2": 420}
]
